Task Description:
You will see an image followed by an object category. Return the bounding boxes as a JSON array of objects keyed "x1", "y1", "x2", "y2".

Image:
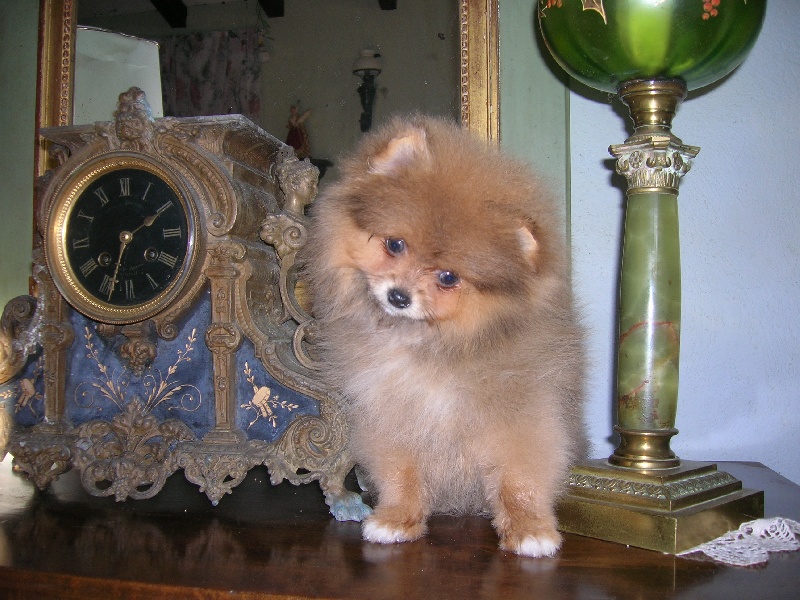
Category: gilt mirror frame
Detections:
[{"x1": 34, "y1": 0, "x2": 499, "y2": 178}]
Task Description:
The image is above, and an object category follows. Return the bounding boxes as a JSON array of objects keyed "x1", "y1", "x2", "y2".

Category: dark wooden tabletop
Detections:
[{"x1": 1, "y1": 457, "x2": 798, "y2": 599}]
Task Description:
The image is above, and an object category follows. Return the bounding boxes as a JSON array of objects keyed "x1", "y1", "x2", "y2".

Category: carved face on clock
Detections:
[{"x1": 47, "y1": 160, "x2": 196, "y2": 324}]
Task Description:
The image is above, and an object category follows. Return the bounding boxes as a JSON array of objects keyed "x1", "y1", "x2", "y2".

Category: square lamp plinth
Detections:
[{"x1": 557, "y1": 460, "x2": 764, "y2": 554}]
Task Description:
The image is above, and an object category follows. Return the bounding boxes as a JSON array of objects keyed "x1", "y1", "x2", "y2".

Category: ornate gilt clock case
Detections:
[{"x1": 0, "y1": 88, "x2": 366, "y2": 518}]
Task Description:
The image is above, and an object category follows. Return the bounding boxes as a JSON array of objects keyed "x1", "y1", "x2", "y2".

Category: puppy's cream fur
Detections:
[{"x1": 303, "y1": 116, "x2": 586, "y2": 558}]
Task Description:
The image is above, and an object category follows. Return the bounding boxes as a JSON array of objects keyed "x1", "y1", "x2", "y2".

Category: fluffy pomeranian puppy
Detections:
[{"x1": 302, "y1": 115, "x2": 585, "y2": 558}]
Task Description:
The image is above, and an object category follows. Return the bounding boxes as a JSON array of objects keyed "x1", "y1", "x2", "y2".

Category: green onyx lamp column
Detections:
[
  {"x1": 537, "y1": 0, "x2": 767, "y2": 553},
  {"x1": 609, "y1": 79, "x2": 695, "y2": 469}
]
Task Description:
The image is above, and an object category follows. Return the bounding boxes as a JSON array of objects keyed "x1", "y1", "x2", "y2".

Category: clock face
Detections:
[{"x1": 47, "y1": 156, "x2": 197, "y2": 324}]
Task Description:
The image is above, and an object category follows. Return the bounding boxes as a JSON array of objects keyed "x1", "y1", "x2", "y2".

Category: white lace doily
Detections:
[{"x1": 678, "y1": 517, "x2": 800, "y2": 567}]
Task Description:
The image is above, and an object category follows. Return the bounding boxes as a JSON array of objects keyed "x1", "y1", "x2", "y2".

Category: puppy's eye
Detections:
[
  {"x1": 437, "y1": 271, "x2": 460, "y2": 288},
  {"x1": 385, "y1": 238, "x2": 406, "y2": 256}
]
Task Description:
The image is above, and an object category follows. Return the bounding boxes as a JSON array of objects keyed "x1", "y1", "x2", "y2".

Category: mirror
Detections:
[{"x1": 36, "y1": 0, "x2": 498, "y2": 178}]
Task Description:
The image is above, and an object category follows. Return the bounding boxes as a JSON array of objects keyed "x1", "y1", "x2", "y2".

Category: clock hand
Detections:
[
  {"x1": 105, "y1": 213, "x2": 163, "y2": 301},
  {"x1": 131, "y1": 213, "x2": 158, "y2": 235},
  {"x1": 107, "y1": 232, "x2": 133, "y2": 301}
]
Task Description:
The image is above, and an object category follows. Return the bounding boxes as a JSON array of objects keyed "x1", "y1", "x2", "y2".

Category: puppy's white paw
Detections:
[
  {"x1": 512, "y1": 535, "x2": 561, "y2": 558},
  {"x1": 362, "y1": 518, "x2": 418, "y2": 544}
]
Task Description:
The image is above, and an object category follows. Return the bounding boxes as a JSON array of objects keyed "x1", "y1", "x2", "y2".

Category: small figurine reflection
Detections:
[{"x1": 285, "y1": 105, "x2": 312, "y2": 160}]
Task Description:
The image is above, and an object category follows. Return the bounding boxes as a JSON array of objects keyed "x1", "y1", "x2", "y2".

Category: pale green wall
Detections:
[
  {"x1": 0, "y1": 0, "x2": 38, "y2": 309},
  {"x1": 499, "y1": 0, "x2": 570, "y2": 237}
]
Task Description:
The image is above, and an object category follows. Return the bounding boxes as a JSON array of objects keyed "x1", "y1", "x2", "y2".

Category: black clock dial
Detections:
[{"x1": 64, "y1": 167, "x2": 189, "y2": 307}]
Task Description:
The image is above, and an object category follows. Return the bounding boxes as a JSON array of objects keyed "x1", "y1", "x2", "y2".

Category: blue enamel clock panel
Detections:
[
  {"x1": 234, "y1": 335, "x2": 319, "y2": 442},
  {"x1": 64, "y1": 304, "x2": 216, "y2": 435},
  {"x1": 5, "y1": 289, "x2": 319, "y2": 441}
]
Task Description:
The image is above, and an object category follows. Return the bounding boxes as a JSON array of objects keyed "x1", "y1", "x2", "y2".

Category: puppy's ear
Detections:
[
  {"x1": 517, "y1": 221, "x2": 539, "y2": 264},
  {"x1": 369, "y1": 127, "x2": 431, "y2": 175}
]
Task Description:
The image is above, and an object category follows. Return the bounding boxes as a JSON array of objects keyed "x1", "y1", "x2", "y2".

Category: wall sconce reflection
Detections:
[{"x1": 352, "y1": 49, "x2": 382, "y2": 132}]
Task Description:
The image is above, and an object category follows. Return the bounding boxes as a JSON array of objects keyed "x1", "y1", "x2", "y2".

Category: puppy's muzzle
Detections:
[{"x1": 387, "y1": 288, "x2": 412, "y2": 309}]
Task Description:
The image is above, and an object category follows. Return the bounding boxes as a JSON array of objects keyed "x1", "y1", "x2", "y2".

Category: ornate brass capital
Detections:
[{"x1": 610, "y1": 137, "x2": 699, "y2": 193}]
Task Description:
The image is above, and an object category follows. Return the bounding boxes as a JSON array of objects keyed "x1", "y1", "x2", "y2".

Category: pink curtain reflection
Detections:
[{"x1": 157, "y1": 29, "x2": 262, "y2": 123}]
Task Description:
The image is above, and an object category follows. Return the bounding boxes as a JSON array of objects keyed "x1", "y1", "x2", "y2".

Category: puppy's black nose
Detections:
[{"x1": 387, "y1": 288, "x2": 411, "y2": 309}]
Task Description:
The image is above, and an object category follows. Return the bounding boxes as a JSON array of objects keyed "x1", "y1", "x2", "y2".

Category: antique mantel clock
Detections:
[{"x1": 0, "y1": 88, "x2": 368, "y2": 519}]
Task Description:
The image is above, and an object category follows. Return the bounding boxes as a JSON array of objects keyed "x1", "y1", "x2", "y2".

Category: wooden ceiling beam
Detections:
[
  {"x1": 258, "y1": 0, "x2": 284, "y2": 18},
  {"x1": 149, "y1": 0, "x2": 187, "y2": 28}
]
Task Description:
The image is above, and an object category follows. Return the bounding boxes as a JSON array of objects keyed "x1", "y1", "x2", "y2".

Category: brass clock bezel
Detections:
[{"x1": 45, "y1": 153, "x2": 200, "y2": 325}]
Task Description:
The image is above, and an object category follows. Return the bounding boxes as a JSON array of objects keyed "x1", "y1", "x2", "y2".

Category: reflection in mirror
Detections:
[
  {"x1": 78, "y1": 0, "x2": 461, "y2": 181},
  {"x1": 72, "y1": 26, "x2": 164, "y2": 124},
  {"x1": 35, "y1": 0, "x2": 497, "y2": 175}
]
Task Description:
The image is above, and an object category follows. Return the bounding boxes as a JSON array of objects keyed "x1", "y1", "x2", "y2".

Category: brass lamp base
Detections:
[{"x1": 557, "y1": 460, "x2": 764, "y2": 554}]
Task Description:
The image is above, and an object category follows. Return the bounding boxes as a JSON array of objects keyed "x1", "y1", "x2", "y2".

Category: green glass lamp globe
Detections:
[{"x1": 538, "y1": 0, "x2": 767, "y2": 93}]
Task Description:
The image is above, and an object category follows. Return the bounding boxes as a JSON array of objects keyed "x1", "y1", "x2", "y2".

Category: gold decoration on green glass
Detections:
[{"x1": 538, "y1": 0, "x2": 766, "y2": 93}]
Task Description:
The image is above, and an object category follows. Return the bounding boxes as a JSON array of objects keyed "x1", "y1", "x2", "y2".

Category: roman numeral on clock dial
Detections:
[
  {"x1": 94, "y1": 187, "x2": 111, "y2": 205},
  {"x1": 99, "y1": 274, "x2": 113, "y2": 295},
  {"x1": 79, "y1": 258, "x2": 98, "y2": 277},
  {"x1": 119, "y1": 177, "x2": 131, "y2": 197},
  {"x1": 157, "y1": 252, "x2": 178, "y2": 268}
]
